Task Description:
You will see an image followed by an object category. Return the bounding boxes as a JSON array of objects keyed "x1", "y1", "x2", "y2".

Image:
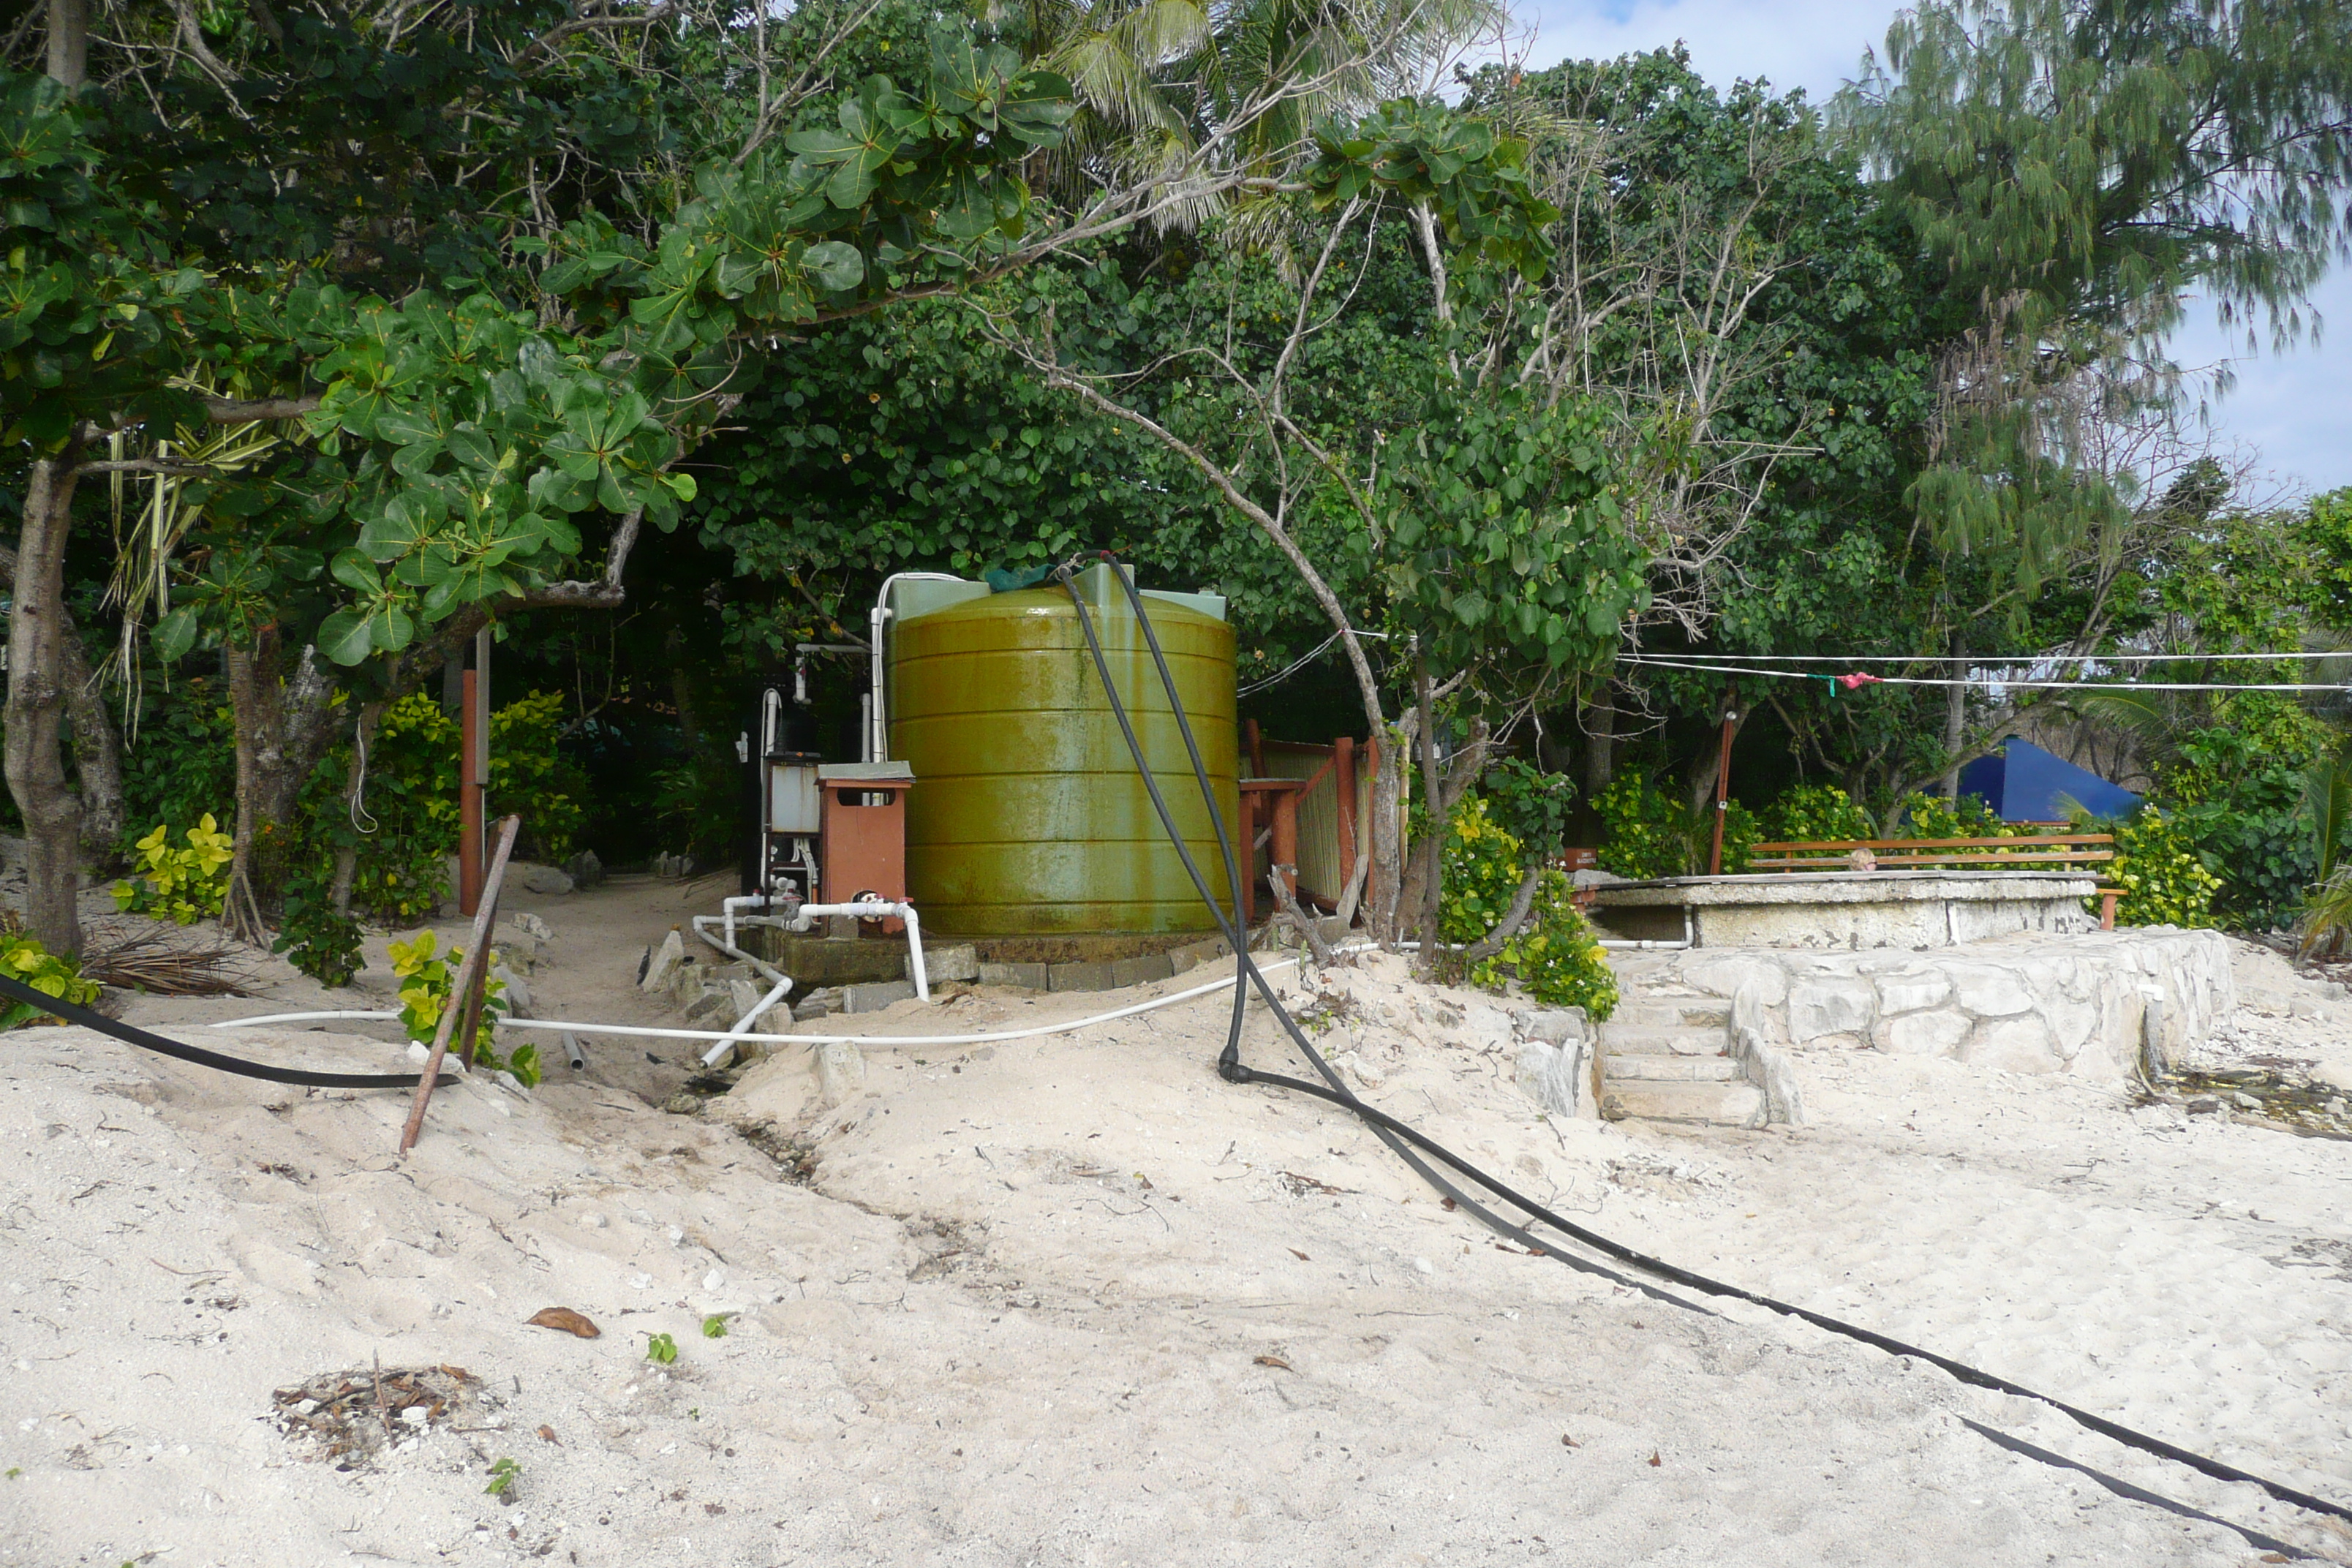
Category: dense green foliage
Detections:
[{"x1": 1596, "y1": 775, "x2": 1757, "y2": 880}]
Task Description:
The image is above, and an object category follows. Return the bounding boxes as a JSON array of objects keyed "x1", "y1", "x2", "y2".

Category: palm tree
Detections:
[{"x1": 998, "y1": 0, "x2": 1503, "y2": 222}]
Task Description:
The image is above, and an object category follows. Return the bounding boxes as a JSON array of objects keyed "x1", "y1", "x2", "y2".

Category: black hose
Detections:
[
  {"x1": 1056, "y1": 562, "x2": 1658, "y2": 1302},
  {"x1": 0, "y1": 971, "x2": 455, "y2": 1090},
  {"x1": 1060, "y1": 551, "x2": 2352, "y2": 1533}
]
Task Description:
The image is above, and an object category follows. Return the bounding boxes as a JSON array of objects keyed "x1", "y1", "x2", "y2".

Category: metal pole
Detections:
[{"x1": 1708, "y1": 707, "x2": 1738, "y2": 876}]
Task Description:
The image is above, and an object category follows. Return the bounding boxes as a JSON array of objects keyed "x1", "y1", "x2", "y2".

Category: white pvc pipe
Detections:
[
  {"x1": 685, "y1": 904, "x2": 797, "y2": 1070},
  {"x1": 209, "y1": 954, "x2": 1308, "y2": 1050},
  {"x1": 867, "y1": 572, "x2": 964, "y2": 762},
  {"x1": 777, "y1": 900, "x2": 929, "y2": 1001},
  {"x1": 700, "y1": 973, "x2": 795, "y2": 1069}
]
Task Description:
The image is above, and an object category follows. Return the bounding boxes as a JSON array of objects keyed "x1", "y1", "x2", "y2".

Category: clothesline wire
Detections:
[
  {"x1": 1624, "y1": 650, "x2": 2347, "y2": 664},
  {"x1": 1621, "y1": 655, "x2": 2351, "y2": 693},
  {"x1": 1238, "y1": 627, "x2": 1392, "y2": 696}
]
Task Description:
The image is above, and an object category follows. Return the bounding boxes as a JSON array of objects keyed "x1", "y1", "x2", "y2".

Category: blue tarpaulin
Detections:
[{"x1": 1956, "y1": 738, "x2": 2141, "y2": 822}]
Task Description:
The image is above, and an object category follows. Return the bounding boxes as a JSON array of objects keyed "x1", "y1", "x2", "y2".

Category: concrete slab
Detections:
[{"x1": 1591, "y1": 870, "x2": 2097, "y2": 949}]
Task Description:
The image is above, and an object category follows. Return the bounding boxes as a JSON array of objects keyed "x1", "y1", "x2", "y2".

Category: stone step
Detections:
[
  {"x1": 1607, "y1": 997, "x2": 1731, "y2": 1030},
  {"x1": 1600, "y1": 1079, "x2": 1766, "y2": 1126},
  {"x1": 1603, "y1": 1052, "x2": 1744, "y2": 1082},
  {"x1": 1597, "y1": 1026, "x2": 1728, "y2": 1058}
]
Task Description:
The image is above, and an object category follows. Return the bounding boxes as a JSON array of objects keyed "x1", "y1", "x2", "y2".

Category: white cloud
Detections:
[
  {"x1": 1516, "y1": 0, "x2": 1892, "y2": 101},
  {"x1": 1512, "y1": 0, "x2": 2351, "y2": 497}
]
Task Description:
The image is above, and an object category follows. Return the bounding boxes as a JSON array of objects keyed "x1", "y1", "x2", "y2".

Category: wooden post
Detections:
[
  {"x1": 1334, "y1": 735, "x2": 1357, "y2": 889},
  {"x1": 1244, "y1": 717, "x2": 1265, "y2": 777},
  {"x1": 1240, "y1": 791, "x2": 1257, "y2": 927},
  {"x1": 400, "y1": 815, "x2": 521, "y2": 1154},
  {"x1": 1271, "y1": 787, "x2": 1300, "y2": 908},
  {"x1": 1365, "y1": 733, "x2": 1385, "y2": 923},
  {"x1": 1708, "y1": 708, "x2": 1738, "y2": 876},
  {"x1": 459, "y1": 668, "x2": 483, "y2": 916}
]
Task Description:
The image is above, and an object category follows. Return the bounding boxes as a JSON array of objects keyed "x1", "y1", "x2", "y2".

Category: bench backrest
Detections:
[{"x1": 1751, "y1": 833, "x2": 2114, "y2": 870}]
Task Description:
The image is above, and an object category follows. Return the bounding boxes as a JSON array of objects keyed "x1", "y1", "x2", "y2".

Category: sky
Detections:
[{"x1": 1512, "y1": 0, "x2": 2351, "y2": 500}]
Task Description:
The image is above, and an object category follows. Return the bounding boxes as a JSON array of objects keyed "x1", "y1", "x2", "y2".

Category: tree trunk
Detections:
[
  {"x1": 1368, "y1": 728, "x2": 1406, "y2": 945},
  {"x1": 64, "y1": 633, "x2": 122, "y2": 858},
  {"x1": 1411, "y1": 657, "x2": 1444, "y2": 946},
  {"x1": 222, "y1": 629, "x2": 345, "y2": 942},
  {"x1": 1940, "y1": 632, "x2": 1969, "y2": 797},
  {"x1": 5, "y1": 450, "x2": 88, "y2": 955},
  {"x1": 328, "y1": 700, "x2": 385, "y2": 916},
  {"x1": 1582, "y1": 689, "x2": 1616, "y2": 799},
  {"x1": 46, "y1": 0, "x2": 87, "y2": 88},
  {"x1": 0, "y1": 538, "x2": 124, "y2": 862}
]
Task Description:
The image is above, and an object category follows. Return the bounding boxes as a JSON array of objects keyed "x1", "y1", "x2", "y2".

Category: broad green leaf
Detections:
[
  {"x1": 803, "y1": 241, "x2": 864, "y2": 293},
  {"x1": 318, "y1": 608, "x2": 376, "y2": 666}
]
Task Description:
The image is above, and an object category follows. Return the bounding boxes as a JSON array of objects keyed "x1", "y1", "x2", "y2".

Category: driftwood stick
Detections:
[{"x1": 399, "y1": 816, "x2": 521, "y2": 1153}]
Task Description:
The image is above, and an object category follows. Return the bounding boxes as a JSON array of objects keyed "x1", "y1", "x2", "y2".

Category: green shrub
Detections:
[
  {"x1": 116, "y1": 682, "x2": 236, "y2": 859},
  {"x1": 489, "y1": 690, "x2": 589, "y2": 863},
  {"x1": 2107, "y1": 807, "x2": 2222, "y2": 928},
  {"x1": 0, "y1": 927, "x2": 102, "y2": 1028},
  {"x1": 1480, "y1": 757, "x2": 1574, "y2": 859},
  {"x1": 1595, "y1": 774, "x2": 1756, "y2": 878},
  {"x1": 2155, "y1": 693, "x2": 2337, "y2": 927},
  {"x1": 650, "y1": 748, "x2": 745, "y2": 867},
  {"x1": 344, "y1": 694, "x2": 461, "y2": 921},
  {"x1": 273, "y1": 872, "x2": 363, "y2": 989},
  {"x1": 1760, "y1": 783, "x2": 1875, "y2": 843},
  {"x1": 1440, "y1": 796, "x2": 1618, "y2": 1020},
  {"x1": 112, "y1": 815, "x2": 234, "y2": 924}
]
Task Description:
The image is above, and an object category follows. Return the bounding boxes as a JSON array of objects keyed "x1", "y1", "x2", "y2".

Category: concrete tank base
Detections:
[{"x1": 1589, "y1": 870, "x2": 2099, "y2": 949}]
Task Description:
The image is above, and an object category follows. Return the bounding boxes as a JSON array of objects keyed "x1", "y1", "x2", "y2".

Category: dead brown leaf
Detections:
[
  {"x1": 1287, "y1": 1248, "x2": 1309, "y2": 1262},
  {"x1": 1561, "y1": 1435, "x2": 1580, "y2": 1448},
  {"x1": 1648, "y1": 1452, "x2": 1662, "y2": 1467},
  {"x1": 527, "y1": 1307, "x2": 600, "y2": 1339},
  {"x1": 1253, "y1": 1354, "x2": 1294, "y2": 1372},
  {"x1": 536, "y1": 1425, "x2": 560, "y2": 1445}
]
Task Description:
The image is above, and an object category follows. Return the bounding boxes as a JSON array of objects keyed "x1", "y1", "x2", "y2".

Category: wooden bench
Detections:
[{"x1": 1751, "y1": 834, "x2": 2127, "y2": 930}]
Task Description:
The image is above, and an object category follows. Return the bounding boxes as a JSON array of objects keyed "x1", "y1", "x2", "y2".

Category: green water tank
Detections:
[{"x1": 887, "y1": 564, "x2": 1237, "y2": 935}]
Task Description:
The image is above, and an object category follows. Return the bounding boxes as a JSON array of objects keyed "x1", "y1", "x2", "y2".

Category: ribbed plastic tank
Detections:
[{"x1": 887, "y1": 565, "x2": 1237, "y2": 935}]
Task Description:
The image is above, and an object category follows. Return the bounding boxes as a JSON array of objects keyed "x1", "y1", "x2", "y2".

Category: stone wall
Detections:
[{"x1": 1613, "y1": 929, "x2": 2236, "y2": 1079}]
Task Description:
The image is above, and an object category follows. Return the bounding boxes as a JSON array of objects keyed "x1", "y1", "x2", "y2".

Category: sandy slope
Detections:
[{"x1": 2, "y1": 879, "x2": 2349, "y2": 1566}]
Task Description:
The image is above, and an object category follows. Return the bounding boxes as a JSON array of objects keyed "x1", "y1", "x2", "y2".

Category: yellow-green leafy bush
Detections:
[
  {"x1": 1441, "y1": 796, "x2": 1618, "y2": 1019},
  {"x1": 112, "y1": 814, "x2": 233, "y2": 924},
  {"x1": 388, "y1": 930, "x2": 539, "y2": 1085},
  {"x1": 1761, "y1": 783, "x2": 1876, "y2": 843},
  {"x1": 0, "y1": 927, "x2": 102, "y2": 1029},
  {"x1": 2107, "y1": 807, "x2": 2222, "y2": 927}
]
